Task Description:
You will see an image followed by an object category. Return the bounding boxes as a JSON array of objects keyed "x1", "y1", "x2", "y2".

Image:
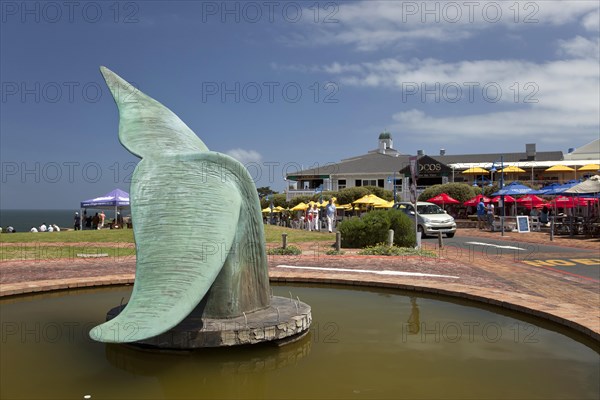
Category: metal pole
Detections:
[
  {"x1": 335, "y1": 231, "x2": 341, "y2": 251},
  {"x1": 393, "y1": 171, "x2": 397, "y2": 202},
  {"x1": 501, "y1": 155, "x2": 505, "y2": 236},
  {"x1": 282, "y1": 233, "x2": 288, "y2": 249}
]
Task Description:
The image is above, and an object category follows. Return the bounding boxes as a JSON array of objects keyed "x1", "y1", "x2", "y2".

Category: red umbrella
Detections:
[
  {"x1": 490, "y1": 195, "x2": 516, "y2": 203},
  {"x1": 551, "y1": 196, "x2": 577, "y2": 208},
  {"x1": 427, "y1": 193, "x2": 460, "y2": 207},
  {"x1": 463, "y1": 194, "x2": 491, "y2": 206},
  {"x1": 516, "y1": 194, "x2": 546, "y2": 209},
  {"x1": 517, "y1": 194, "x2": 545, "y2": 205}
]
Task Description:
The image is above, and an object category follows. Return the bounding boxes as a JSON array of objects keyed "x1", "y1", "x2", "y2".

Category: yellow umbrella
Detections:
[
  {"x1": 374, "y1": 200, "x2": 395, "y2": 208},
  {"x1": 461, "y1": 167, "x2": 489, "y2": 174},
  {"x1": 500, "y1": 166, "x2": 526, "y2": 173},
  {"x1": 577, "y1": 164, "x2": 600, "y2": 172},
  {"x1": 337, "y1": 203, "x2": 353, "y2": 210},
  {"x1": 290, "y1": 202, "x2": 309, "y2": 211},
  {"x1": 544, "y1": 165, "x2": 575, "y2": 172},
  {"x1": 262, "y1": 207, "x2": 282, "y2": 213},
  {"x1": 353, "y1": 194, "x2": 388, "y2": 206}
]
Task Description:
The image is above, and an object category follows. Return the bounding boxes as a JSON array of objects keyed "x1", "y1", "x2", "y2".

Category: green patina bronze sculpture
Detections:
[{"x1": 90, "y1": 67, "x2": 309, "y2": 347}]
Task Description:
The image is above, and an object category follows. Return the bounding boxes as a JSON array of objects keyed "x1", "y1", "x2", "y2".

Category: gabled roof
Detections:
[
  {"x1": 430, "y1": 151, "x2": 563, "y2": 164},
  {"x1": 291, "y1": 152, "x2": 411, "y2": 177},
  {"x1": 563, "y1": 139, "x2": 600, "y2": 160},
  {"x1": 288, "y1": 150, "x2": 564, "y2": 178}
]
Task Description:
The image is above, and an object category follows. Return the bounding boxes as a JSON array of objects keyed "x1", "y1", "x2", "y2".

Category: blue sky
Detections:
[{"x1": 1, "y1": 0, "x2": 599, "y2": 209}]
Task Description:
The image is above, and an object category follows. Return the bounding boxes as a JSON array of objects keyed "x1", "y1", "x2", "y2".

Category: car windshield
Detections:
[{"x1": 417, "y1": 204, "x2": 445, "y2": 214}]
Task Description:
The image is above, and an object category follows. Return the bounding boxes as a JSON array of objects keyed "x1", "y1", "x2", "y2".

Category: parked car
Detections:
[{"x1": 393, "y1": 201, "x2": 457, "y2": 238}]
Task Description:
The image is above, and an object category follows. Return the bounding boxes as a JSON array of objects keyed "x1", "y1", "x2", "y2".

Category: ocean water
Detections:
[{"x1": 0, "y1": 209, "x2": 124, "y2": 232}]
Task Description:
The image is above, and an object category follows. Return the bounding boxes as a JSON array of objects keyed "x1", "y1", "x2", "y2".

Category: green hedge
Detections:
[
  {"x1": 417, "y1": 183, "x2": 476, "y2": 203},
  {"x1": 338, "y1": 209, "x2": 416, "y2": 248}
]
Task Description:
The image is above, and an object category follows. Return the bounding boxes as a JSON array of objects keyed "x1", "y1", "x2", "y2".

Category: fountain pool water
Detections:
[{"x1": 1, "y1": 284, "x2": 598, "y2": 399}]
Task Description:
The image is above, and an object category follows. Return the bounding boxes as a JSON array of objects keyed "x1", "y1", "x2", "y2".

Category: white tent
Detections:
[{"x1": 564, "y1": 175, "x2": 600, "y2": 194}]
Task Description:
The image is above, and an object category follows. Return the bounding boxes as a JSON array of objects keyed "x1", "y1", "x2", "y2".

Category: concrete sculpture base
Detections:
[{"x1": 106, "y1": 296, "x2": 311, "y2": 349}]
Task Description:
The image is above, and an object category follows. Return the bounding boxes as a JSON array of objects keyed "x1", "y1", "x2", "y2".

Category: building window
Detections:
[
  {"x1": 377, "y1": 179, "x2": 384, "y2": 188},
  {"x1": 355, "y1": 180, "x2": 362, "y2": 187},
  {"x1": 362, "y1": 179, "x2": 377, "y2": 187},
  {"x1": 337, "y1": 179, "x2": 346, "y2": 190}
]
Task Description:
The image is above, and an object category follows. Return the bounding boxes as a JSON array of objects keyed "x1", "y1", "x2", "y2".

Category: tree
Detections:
[
  {"x1": 417, "y1": 183, "x2": 476, "y2": 203},
  {"x1": 256, "y1": 187, "x2": 276, "y2": 198}
]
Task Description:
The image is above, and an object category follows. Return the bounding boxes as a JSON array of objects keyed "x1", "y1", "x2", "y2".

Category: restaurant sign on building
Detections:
[{"x1": 399, "y1": 155, "x2": 453, "y2": 186}]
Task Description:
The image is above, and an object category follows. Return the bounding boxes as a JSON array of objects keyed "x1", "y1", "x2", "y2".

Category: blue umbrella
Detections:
[
  {"x1": 528, "y1": 182, "x2": 560, "y2": 195},
  {"x1": 492, "y1": 181, "x2": 532, "y2": 196},
  {"x1": 541, "y1": 181, "x2": 580, "y2": 196}
]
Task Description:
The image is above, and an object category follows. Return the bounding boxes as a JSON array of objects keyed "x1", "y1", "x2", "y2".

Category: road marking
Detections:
[
  {"x1": 464, "y1": 242, "x2": 526, "y2": 251},
  {"x1": 276, "y1": 265, "x2": 459, "y2": 279},
  {"x1": 522, "y1": 258, "x2": 600, "y2": 267}
]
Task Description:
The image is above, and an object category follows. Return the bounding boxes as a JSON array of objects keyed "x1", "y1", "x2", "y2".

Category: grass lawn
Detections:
[
  {"x1": 0, "y1": 229, "x2": 134, "y2": 243},
  {"x1": 0, "y1": 225, "x2": 331, "y2": 244},
  {"x1": 0, "y1": 225, "x2": 333, "y2": 259}
]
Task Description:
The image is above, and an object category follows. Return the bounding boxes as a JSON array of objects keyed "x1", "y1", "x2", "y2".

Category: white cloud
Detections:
[
  {"x1": 558, "y1": 36, "x2": 600, "y2": 59},
  {"x1": 286, "y1": 54, "x2": 599, "y2": 145},
  {"x1": 582, "y1": 9, "x2": 600, "y2": 31},
  {"x1": 290, "y1": 1, "x2": 599, "y2": 51},
  {"x1": 225, "y1": 149, "x2": 263, "y2": 164}
]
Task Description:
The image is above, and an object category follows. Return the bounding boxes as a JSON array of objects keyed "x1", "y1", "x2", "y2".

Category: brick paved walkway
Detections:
[{"x1": 1, "y1": 228, "x2": 598, "y2": 340}]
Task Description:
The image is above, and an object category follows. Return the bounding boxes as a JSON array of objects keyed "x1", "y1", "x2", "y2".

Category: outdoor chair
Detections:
[{"x1": 530, "y1": 216, "x2": 541, "y2": 232}]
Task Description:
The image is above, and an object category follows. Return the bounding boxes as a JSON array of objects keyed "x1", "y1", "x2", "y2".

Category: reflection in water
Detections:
[
  {"x1": 104, "y1": 335, "x2": 312, "y2": 399},
  {"x1": 406, "y1": 297, "x2": 420, "y2": 335}
]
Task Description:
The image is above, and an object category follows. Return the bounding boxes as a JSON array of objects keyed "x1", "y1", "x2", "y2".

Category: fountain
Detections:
[
  {"x1": 1, "y1": 284, "x2": 598, "y2": 399},
  {"x1": 89, "y1": 67, "x2": 310, "y2": 348}
]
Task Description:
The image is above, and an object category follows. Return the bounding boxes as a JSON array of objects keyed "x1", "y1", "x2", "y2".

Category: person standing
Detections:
[
  {"x1": 326, "y1": 199, "x2": 336, "y2": 233},
  {"x1": 476, "y1": 199, "x2": 486, "y2": 230},
  {"x1": 99, "y1": 211, "x2": 106, "y2": 229},
  {"x1": 487, "y1": 202, "x2": 495, "y2": 228},
  {"x1": 305, "y1": 206, "x2": 312, "y2": 231},
  {"x1": 74, "y1": 212, "x2": 81, "y2": 231},
  {"x1": 311, "y1": 204, "x2": 320, "y2": 231}
]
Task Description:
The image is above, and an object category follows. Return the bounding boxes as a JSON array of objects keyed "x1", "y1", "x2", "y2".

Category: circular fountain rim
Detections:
[{"x1": 2, "y1": 273, "x2": 598, "y2": 343}]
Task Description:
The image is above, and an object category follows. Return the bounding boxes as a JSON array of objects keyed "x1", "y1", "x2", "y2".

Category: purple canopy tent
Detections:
[{"x1": 80, "y1": 189, "x2": 130, "y2": 229}]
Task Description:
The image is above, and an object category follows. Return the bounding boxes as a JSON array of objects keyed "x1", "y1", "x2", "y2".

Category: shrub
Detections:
[
  {"x1": 325, "y1": 249, "x2": 345, "y2": 255},
  {"x1": 418, "y1": 183, "x2": 476, "y2": 204},
  {"x1": 338, "y1": 217, "x2": 368, "y2": 248},
  {"x1": 266, "y1": 245, "x2": 302, "y2": 255},
  {"x1": 362, "y1": 186, "x2": 394, "y2": 201},
  {"x1": 288, "y1": 195, "x2": 312, "y2": 208},
  {"x1": 335, "y1": 187, "x2": 370, "y2": 205},
  {"x1": 358, "y1": 244, "x2": 436, "y2": 257},
  {"x1": 388, "y1": 209, "x2": 416, "y2": 247},
  {"x1": 338, "y1": 209, "x2": 416, "y2": 248}
]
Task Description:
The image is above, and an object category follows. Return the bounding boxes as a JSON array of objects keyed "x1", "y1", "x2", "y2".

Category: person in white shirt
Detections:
[
  {"x1": 311, "y1": 205, "x2": 320, "y2": 231},
  {"x1": 486, "y1": 203, "x2": 495, "y2": 228},
  {"x1": 39, "y1": 223, "x2": 47, "y2": 232},
  {"x1": 52, "y1": 224, "x2": 60, "y2": 232},
  {"x1": 325, "y1": 199, "x2": 336, "y2": 233},
  {"x1": 47, "y1": 225, "x2": 54, "y2": 232},
  {"x1": 30, "y1": 227, "x2": 38, "y2": 232}
]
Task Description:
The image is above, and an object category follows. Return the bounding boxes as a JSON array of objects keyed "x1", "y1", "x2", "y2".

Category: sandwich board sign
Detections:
[{"x1": 517, "y1": 216, "x2": 530, "y2": 233}]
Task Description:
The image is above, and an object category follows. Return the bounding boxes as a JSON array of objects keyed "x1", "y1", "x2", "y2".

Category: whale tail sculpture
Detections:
[{"x1": 90, "y1": 67, "x2": 270, "y2": 343}]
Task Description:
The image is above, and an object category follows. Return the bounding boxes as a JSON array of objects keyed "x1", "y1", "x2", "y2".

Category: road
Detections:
[{"x1": 421, "y1": 233, "x2": 600, "y2": 282}]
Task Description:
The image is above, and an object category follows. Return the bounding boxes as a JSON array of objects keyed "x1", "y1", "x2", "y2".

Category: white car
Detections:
[{"x1": 393, "y1": 201, "x2": 457, "y2": 238}]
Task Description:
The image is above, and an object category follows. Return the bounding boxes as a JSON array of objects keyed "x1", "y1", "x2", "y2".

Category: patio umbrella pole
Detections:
[{"x1": 501, "y1": 156, "x2": 505, "y2": 236}]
